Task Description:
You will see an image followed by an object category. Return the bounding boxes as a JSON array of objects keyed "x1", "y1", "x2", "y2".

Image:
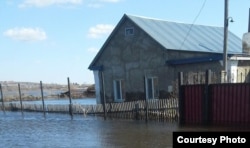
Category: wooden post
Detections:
[
  {"x1": 223, "y1": 0, "x2": 229, "y2": 81},
  {"x1": 248, "y1": 8, "x2": 250, "y2": 32},
  {"x1": 135, "y1": 102, "x2": 139, "y2": 120},
  {"x1": 67, "y1": 77, "x2": 73, "y2": 117},
  {"x1": 145, "y1": 100, "x2": 149, "y2": 122},
  {"x1": 144, "y1": 76, "x2": 149, "y2": 123},
  {"x1": 0, "y1": 84, "x2": 5, "y2": 113},
  {"x1": 100, "y1": 71, "x2": 107, "y2": 120},
  {"x1": 203, "y1": 69, "x2": 211, "y2": 126},
  {"x1": 40, "y1": 81, "x2": 46, "y2": 117},
  {"x1": 18, "y1": 83, "x2": 24, "y2": 115},
  {"x1": 178, "y1": 72, "x2": 184, "y2": 125}
]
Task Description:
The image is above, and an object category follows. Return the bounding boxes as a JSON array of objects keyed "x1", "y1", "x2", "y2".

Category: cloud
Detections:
[
  {"x1": 87, "y1": 0, "x2": 122, "y2": 8},
  {"x1": 87, "y1": 24, "x2": 114, "y2": 39},
  {"x1": 3, "y1": 27, "x2": 47, "y2": 41},
  {"x1": 19, "y1": 0, "x2": 82, "y2": 8}
]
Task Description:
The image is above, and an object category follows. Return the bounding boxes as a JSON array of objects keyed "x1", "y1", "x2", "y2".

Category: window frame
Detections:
[
  {"x1": 113, "y1": 79, "x2": 124, "y2": 102},
  {"x1": 145, "y1": 77, "x2": 159, "y2": 100},
  {"x1": 125, "y1": 27, "x2": 134, "y2": 36}
]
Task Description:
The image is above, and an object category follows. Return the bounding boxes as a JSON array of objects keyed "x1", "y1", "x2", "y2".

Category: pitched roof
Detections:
[
  {"x1": 89, "y1": 14, "x2": 242, "y2": 70},
  {"x1": 127, "y1": 14, "x2": 242, "y2": 54}
]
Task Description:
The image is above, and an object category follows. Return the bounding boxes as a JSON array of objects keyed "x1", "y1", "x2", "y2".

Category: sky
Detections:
[{"x1": 0, "y1": 0, "x2": 250, "y2": 84}]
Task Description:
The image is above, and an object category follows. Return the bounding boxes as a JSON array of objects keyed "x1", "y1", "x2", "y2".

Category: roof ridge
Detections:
[{"x1": 125, "y1": 13, "x2": 222, "y2": 28}]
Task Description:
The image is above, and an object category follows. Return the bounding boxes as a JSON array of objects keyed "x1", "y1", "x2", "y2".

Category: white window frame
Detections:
[
  {"x1": 113, "y1": 79, "x2": 124, "y2": 102},
  {"x1": 125, "y1": 27, "x2": 134, "y2": 36},
  {"x1": 145, "y1": 77, "x2": 158, "y2": 100}
]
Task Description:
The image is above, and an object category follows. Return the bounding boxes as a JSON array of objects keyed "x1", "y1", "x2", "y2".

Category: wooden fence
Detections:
[
  {"x1": 2, "y1": 98, "x2": 179, "y2": 122},
  {"x1": 180, "y1": 68, "x2": 250, "y2": 85}
]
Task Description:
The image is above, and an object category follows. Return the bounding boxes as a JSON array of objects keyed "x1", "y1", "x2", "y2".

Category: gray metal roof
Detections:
[
  {"x1": 89, "y1": 14, "x2": 243, "y2": 70},
  {"x1": 127, "y1": 14, "x2": 242, "y2": 54}
]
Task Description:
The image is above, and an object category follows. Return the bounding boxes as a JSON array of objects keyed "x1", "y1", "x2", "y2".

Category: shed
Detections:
[{"x1": 88, "y1": 14, "x2": 249, "y2": 103}]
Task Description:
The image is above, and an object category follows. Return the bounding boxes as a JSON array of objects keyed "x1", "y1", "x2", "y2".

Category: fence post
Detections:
[
  {"x1": 178, "y1": 72, "x2": 184, "y2": 125},
  {"x1": 0, "y1": 84, "x2": 5, "y2": 113},
  {"x1": 40, "y1": 81, "x2": 46, "y2": 117},
  {"x1": 67, "y1": 77, "x2": 73, "y2": 117},
  {"x1": 18, "y1": 83, "x2": 24, "y2": 116},
  {"x1": 135, "y1": 102, "x2": 139, "y2": 120},
  {"x1": 144, "y1": 76, "x2": 149, "y2": 123},
  {"x1": 145, "y1": 100, "x2": 149, "y2": 122},
  {"x1": 203, "y1": 69, "x2": 211, "y2": 125}
]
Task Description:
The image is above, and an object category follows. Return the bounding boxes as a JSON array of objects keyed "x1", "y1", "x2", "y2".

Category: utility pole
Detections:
[
  {"x1": 249, "y1": 8, "x2": 250, "y2": 32},
  {"x1": 242, "y1": 8, "x2": 250, "y2": 55},
  {"x1": 223, "y1": 0, "x2": 229, "y2": 82}
]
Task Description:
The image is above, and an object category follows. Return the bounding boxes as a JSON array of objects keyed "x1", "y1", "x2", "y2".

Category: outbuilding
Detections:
[{"x1": 88, "y1": 14, "x2": 250, "y2": 104}]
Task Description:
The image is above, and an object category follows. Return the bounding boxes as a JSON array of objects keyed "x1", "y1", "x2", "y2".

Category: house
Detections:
[{"x1": 88, "y1": 14, "x2": 250, "y2": 104}]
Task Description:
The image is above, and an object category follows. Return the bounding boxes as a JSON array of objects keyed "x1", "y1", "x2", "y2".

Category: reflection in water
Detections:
[
  {"x1": 11, "y1": 98, "x2": 97, "y2": 105},
  {"x1": 0, "y1": 111, "x2": 176, "y2": 148}
]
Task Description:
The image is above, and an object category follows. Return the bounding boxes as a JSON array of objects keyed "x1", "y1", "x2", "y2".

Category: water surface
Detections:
[
  {"x1": 0, "y1": 111, "x2": 176, "y2": 148},
  {"x1": 11, "y1": 98, "x2": 96, "y2": 105}
]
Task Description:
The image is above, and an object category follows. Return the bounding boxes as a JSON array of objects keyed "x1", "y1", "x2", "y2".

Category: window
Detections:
[
  {"x1": 145, "y1": 77, "x2": 159, "y2": 99},
  {"x1": 113, "y1": 80, "x2": 124, "y2": 102},
  {"x1": 125, "y1": 27, "x2": 134, "y2": 36}
]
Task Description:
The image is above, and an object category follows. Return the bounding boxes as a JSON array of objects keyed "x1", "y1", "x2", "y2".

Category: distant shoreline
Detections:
[{"x1": 0, "y1": 81, "x2": 96, "y2": 102}]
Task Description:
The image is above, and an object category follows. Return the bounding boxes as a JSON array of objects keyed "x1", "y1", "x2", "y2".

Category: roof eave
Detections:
[
  {"x1": 88, "y1": 65, "x2": 103, "y2": 71},
  {"x1": 166, "y1": 54, "x2": 223, "y2": 65}
]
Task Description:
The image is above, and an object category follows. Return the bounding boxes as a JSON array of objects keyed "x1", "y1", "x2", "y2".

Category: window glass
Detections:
[
  {"x1": 114, "y1": 80, "x2": 124, "y2": 101},
  {"x1": 153, "y1": 77, "x2": 159, "y2": 99},
  {"x1": 146, "y1": 77, "x2": 158, "y2": 99},
  {"x1": 116, "y1": 80, "x2": 121, "y2": 99},
  {"x1": 125, "y1": 27, "x2": 134, "y2": 36},
  {"x1": 147, "y1": 78, "x2": 153, "y2": 99}
]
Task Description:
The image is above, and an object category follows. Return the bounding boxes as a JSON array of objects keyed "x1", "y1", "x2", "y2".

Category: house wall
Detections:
[
  {"x1": 93, "y1": 70, "x2": 101, "y2": 104},
  {"x1": 236, "y1": 60, "x2": 250, "y2": 82},
  {"x1": 94, "y1": 18, "x2": 223, "y2": 102}
]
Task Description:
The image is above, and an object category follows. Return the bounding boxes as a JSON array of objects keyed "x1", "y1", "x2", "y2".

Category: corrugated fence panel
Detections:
[
  {"x1": 211, "y1": 83, "x2": 250, "y2": 125},
  {"x1": 183, "y1": 85, "x2": 204, "y2": 125}
]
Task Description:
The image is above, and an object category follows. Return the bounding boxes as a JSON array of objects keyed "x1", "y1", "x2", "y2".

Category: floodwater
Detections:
[
  {"x1": 18, "y1": 98, "x2": 97, "y2": 105},
  {"x1": 0, "y1": 111, "x2": 177, "y2": 148},
  {"x1": 2, "y1": 98, "x2": 249, "y2": 148}
]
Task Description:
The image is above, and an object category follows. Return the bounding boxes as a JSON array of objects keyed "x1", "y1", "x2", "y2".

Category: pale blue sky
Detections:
[{"x1": 0, "y1": 0, "x2": 250, "y2": 84}]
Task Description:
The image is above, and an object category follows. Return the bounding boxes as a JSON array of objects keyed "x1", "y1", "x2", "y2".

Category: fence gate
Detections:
[{"x1": 179, "y1": 85, "x2": 206, "y2": 125}]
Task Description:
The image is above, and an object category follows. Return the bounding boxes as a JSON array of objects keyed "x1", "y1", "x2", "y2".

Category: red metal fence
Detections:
[
  {"x1": 210, "y1": 83, "x2": 250, "y2": 125},
  {"x1": 179, "y1": 70, "x2": 250, "y2": 126},
  {"x1": 181, "y1": 85, "x2": 204, "y2": 124}
]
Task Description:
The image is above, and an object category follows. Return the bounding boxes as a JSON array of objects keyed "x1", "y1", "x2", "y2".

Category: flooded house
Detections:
[{"x1": 88, "y1": 14, "x2": 250, "y2": 104}]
